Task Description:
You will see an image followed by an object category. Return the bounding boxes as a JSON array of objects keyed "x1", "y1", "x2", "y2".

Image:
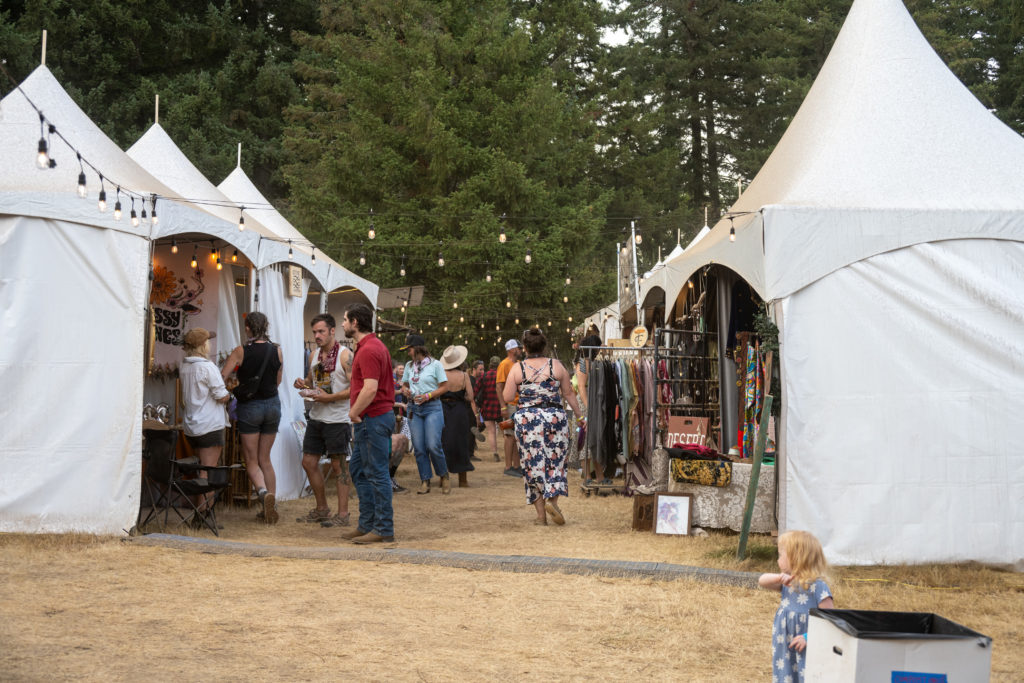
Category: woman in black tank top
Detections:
[{"x1": 220, "y1": 311, "x2": 282, "y2": 524}]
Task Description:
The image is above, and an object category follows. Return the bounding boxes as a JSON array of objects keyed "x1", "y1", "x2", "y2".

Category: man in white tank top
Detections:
[{"x1": 293, "y1": 313, "x2": 353, "y2": 526}]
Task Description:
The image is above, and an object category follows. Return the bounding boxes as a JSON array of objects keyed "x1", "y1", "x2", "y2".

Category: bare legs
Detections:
[
  {"x1": 195, "y1": 445, "x2": 222, "y2": 511},
  {"x1": 240, "y1": 431, "x2": 276, "y2": 495}
]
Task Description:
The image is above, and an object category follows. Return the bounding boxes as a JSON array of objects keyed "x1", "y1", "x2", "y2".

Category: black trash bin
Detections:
[{"x1": 806, "y1": 609, "x2": 992, "y2": 682}]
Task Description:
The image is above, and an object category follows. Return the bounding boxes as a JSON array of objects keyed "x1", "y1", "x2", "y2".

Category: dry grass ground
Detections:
[{"x1": 2, "y1": 455, "x2": 1022, "y2": 681}]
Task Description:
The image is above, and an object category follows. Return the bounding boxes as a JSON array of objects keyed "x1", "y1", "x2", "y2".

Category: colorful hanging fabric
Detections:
[{"x1": 742, "y1": 343, "x2": 763, "y2": 458}]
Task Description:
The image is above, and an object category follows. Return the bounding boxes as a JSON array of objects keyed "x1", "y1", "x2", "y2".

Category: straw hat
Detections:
[{"x1": 441, "y1": 345, "x2": 468, "y2": 370}]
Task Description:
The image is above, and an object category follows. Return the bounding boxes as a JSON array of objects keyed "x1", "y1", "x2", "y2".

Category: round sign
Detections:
[{"x1": 630, "y1": 325, "x2": 649, "y2": 348}]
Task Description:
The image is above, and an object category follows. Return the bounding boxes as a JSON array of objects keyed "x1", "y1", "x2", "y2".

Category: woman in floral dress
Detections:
[{"x1": 502, "y1": 329, "x2": 585, "y2": 525}]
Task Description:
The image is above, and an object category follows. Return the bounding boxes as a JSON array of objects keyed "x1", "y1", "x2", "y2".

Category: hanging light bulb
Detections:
[
  {"x1": 729, "y1": 218, "x2": 736, "y2": 242},
  {"x1": 515, "y1": 316, "x2": 520, "y2": 325},
  {"x1": 150, "y1": 196, "x2": 158, "y2": 225},
  {"x1": 635, "y1": 232, "x2": 642, "y2": 245},
  {"x1": 547, "y1": 321, "x2": 552, "y2": 327},
  {"x1": 113, "y1": 188, "x2": 123, "y2": 221},
  {"x1": 288, "y1": 240, "x2": 293, "y2": 259},
  {"x1": 453, "y1": 299, "x2": 458, "y2": 309},
  {"x1": 311, "y1": 247, "x2": 316, "y2": 265},
  {"x1": 76, "y1": 154, "x2": 87, "y2": 198},
  {"x1": 495, "y1": 323, "x2": 500, "y2": 331},
  {"x1": 36, "y1": 115, "x2": 49, "y2": 169},
  {"x1": 485, "y1": 260, "x2": 492, "y2": 282},
  {"x1": 232, "y1": 249, "x2": 238, "y2": 263},
  {"x1": 499, "y1": 213, "x2": 507, "y2": 243},
  {"x1": 140, "y1": 204, "x2": 148, "y2": 224},
  {"x1": 238, "y1": 207, "x2": 246, "y2": 232},
  {"x1": 434, "y1": 338, "x2": 438, "y2": 344},
  {"x1": 688, "y1": 279, "x2": 694, "y2": 289},
  {"x1": 563, "y1": 294, "x2": 569, "y2": 303},
  {"x1": 190, "y1": 247, "x2": 198, "y2": 269},
  {"x1": 568, "y1": 316, "x2": 573, "y2": 322},
  {"x1": 130, "y1": 197, "x2": 139, "y2": 227},
  {"x1": 400, "y1": 254, "x2": 406, "y2": 277},
  {"x1": 428, "y1": 320, "x2": 432, "y2": 326},
  {"x1": 443, "y1": 325, "x2": 448, "y2": 332},
  {"x1": 359, "y1": 240, "x2": 366, "y2": 266},
  {"x1": 171, "y1": 239, "x2": 178, "y2": 254},
  {"x1": 438, "y1": 251, "x2": 445, "y2": 267},
  {"x1": 566, "y1": 275, "x2": 571, "y2": 286},
  {"x1": 459, "y1": 315, "x2": 464, "y2": 323},
  {"x1": 97, "y1": 176, "x2": 107, "y2": 212},
  {"x1": 210, "y1": 245, "x2": 217, "y2": 262},
  {"x1": 506, "y1": 298, "x2": 511, "y2": 308},
  {"x1": 368, "y1": 209, "x2": 375, "y2": 239},
  {"x1": 216, "y1": 254, "x2": 223, "y2": 271},
  {"x1": 525, "y1": 249, "x2": 532, "y2": 264}
]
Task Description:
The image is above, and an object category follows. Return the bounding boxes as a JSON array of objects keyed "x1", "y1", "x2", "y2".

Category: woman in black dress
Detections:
[{"x1": 439, "y1": 345, "x2": 478, "y2": 487}]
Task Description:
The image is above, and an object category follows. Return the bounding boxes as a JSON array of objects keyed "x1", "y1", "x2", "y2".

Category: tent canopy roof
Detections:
[{"x1": 645, "y1": 0, "x2": 1024, "y2": 306}]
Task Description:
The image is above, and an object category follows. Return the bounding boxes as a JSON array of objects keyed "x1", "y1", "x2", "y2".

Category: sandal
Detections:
[
  {"x1": 319, "y1": 513, "x2": 351, "y2": 528},
  {"x1": 297, "y1": 506, "x2": 331, "y2": 523},
  {"x1": 545, "y1": 502, "x2": 565, "y2": 526}
]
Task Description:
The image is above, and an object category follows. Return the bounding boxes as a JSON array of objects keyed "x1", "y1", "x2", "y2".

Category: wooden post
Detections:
[{"x1": 737, "y1": 394, "x2": 773, "y2": 560}]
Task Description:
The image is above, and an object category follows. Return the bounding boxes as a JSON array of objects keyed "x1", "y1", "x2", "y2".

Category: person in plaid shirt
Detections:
[{"x1": 476, "y1": 356, "x2": 502, "y2": 461}]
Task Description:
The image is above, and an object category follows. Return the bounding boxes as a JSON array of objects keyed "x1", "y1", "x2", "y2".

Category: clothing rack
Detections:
[
  {"x1": 578, "y1": 346, "x2": 655, "y2": 497},
  {"x1": 652, "y1": 327, "x2": 720, "y2": 450}
]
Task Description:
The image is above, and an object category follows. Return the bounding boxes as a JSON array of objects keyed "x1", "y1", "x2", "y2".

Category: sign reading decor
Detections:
[
  {"x1": 288, "y1": 265, "x2": 303, "y2": 297},
  {"x1": 666, "y1": 416, "x2": 709, "y2": 447}
]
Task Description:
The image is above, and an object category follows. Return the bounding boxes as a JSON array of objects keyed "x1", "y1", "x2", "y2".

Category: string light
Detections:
[
  {"x1": 311, "y1": 247, "x2": 316, "y2": 265},
  {"x1": 97, "y1": 176, "x2": 107, "y2": 212},
  {"x1": 238, "y1": 207, "x2": 245, "y2": 232},
  {"x1": 515, "y1": 316, "x2": 519, "y2": 325},
  {"x1": 525, "y1": 249, "x2": 532, "y2": 264},
  {"x1": 499, "y1": 213, "x2": 507, "y2": 243},
  {"x1": 150, "y1": 196, "x2": 158, "y2": 225},
  {"x1": 190, "y1": 247, "x2": 198, "y2": 269},
  {"x1": 216, "y1": 252, "x2": 223, "y2": 271},
  {"x1": 485, "y1": 260, "x2": 492, "y2": 282},
  {"x1": 359, "y1": 240, "x2": 366, "y2": 266},
  {"x1": 480, "y1": 322, "x2": 484, "y2": 329},
  {"x1": 76, "y1": 153, "x2": 87, "y2": 198},
  {"x1": 36, "y1": 114, "x2": 51, "y2": 169},
  {"x1": 729, "y1": 217, "x2": 736, "y2": 242},
  {"x1": 170, "y1": 239, "x2": 178, "y2": 254},
  {"x1": 210, "y1": 245, "x2": 217, "y2": 261},
  {"x1": 130, "y1": 196, "x2": 139, "y2": 227},
  {"x1": 400, "y1": 255, "x2": 406, "y2": 277},
  {"x1": 113, "y1": 187, "x2": 122, "y2": 221},
  {"x1": 232, "y1": 249, "x2": 238, "y2": 263},
  {"x1": 368, "y1": 209, "x2": 375, "y2": 239},
  {"x1": 438, "y1": 251, "x2": 445, "y2": 267},
  {"x1": 288, "y1": 240, "x2": 293, "y2": 259},
  {"x1": 568, "y1": 316, "x2": 573, "y2": 322},
  {"x1": 459, "y1": 315, "x2": 464, "y2": 323},
  {"x1": 453, "y1": 299, "x2": 458, "y2": 309},
  {"x1": 633, "y1": 220, "x2": 642, "y2": 245}
]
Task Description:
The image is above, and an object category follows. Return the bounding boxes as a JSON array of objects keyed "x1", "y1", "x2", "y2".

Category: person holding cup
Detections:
[{"x1": 399, "y1": 334, "x2": 450, "y2": 494}]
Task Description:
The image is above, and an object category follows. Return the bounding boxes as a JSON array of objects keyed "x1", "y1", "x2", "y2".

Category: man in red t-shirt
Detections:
[{"x1": 340, "y1": 303, "x2": 396, "y2": 543}]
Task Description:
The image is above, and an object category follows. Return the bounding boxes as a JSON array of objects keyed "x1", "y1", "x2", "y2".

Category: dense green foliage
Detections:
[{"x1": 1, "y1": 0, "x2": 1021, "y2": 357}]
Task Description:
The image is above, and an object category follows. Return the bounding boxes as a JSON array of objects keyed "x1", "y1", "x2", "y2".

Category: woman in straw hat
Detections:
[
  {"x1": 440, "y1": 345, "x2": 478, "y2": 488},
  {"x1": 180, "y1": 327, "x2": 230, "y2": 515}
]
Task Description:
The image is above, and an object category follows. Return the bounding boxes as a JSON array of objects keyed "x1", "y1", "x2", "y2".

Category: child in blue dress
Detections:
[{"x1": 759, "y1": 530, "x2": 834, "y2": 683}]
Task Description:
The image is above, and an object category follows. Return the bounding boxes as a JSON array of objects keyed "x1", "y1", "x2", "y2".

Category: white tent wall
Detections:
[
  {"x1": 0, "y1": 217, "x2": 148, "y2": 533},
  {"x1": 257, "y1": 265, "x2": 311, "y2": 501},
  {"x1": 780, "y1": 239, "x2": 1024, "y2": 567}
]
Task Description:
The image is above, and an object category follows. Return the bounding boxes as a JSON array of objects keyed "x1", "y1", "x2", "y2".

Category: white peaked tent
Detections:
[
  {"x1": 0, "y1": 67, "x2": 266, "y2": 533},
  {"x1": 218, "y1": 163, "x2": 379, "y2": 500},
  {"x1": 641, "y1": 0, "x2": 1024, "y2": 566}
]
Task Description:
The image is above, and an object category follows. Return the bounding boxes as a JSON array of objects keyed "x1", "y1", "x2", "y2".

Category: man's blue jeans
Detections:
[
  {"x1": 350, "y1": 410, "x2": 396, "y2": 537},
  {"x1": 409, "y1": 400, "x2": 448, "y2": 481}
]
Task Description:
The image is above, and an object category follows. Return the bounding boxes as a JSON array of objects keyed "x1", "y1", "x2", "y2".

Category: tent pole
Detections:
[{"x1": 40, "y1": 30, "x2": 47, "y2": 66}]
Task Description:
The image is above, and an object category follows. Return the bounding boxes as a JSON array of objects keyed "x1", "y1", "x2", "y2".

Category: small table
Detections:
[{"x1": 668, "y1": 462, "x2": 776, "y2": 533}]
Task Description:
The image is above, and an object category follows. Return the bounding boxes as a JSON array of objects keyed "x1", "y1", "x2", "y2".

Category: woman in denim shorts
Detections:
[{"x1": 221, "y1": 311, "x2": 283, "y2": 523}]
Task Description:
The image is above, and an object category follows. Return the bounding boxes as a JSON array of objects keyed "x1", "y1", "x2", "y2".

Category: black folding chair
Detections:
[{"x1": 139, "y1": 428, "x2": 241, "y2": 536}]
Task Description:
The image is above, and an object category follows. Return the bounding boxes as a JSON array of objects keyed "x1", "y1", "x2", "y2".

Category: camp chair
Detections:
[{"x1": 139, "y1": 428, "x2": 241, "y2": 536}]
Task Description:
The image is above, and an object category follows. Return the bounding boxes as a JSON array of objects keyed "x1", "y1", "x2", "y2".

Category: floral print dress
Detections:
[
  {"x1": 513, "y1": 359, "x2": 569, "y2": 504},
  {"x1": 772, "y1": 578, "x2": 832, "y2": 683}
]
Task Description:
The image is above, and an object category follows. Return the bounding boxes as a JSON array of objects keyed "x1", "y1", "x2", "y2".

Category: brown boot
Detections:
[
  {"x1": 458, "y1": 472, "x2": 469, "y2": 488},
  {"x1": 440, "y1": 474, "x2": 451, "y2": 494},
  {"x1": 417, "y1": 480, "x2": 430, "y2": 495},
  {"x1": 340, "y1": 527, "x2": 368, "y2": 540}
]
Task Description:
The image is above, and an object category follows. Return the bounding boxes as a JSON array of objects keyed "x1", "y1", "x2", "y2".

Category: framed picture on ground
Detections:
[{"x1": 654, "y1": 494, "x2": 691, "y2": 535}]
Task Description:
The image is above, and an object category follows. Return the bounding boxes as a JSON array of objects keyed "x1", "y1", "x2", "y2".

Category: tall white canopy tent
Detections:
[
  {"x1": 0, "y1": 66, "x2": 265, "y2": 533},
  {"x1": 218, "y1": 162, "x2": 379, "y2": 500},
  {"x1": 640, "y1": 0, "x2": 1024, "y2": 566}
]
